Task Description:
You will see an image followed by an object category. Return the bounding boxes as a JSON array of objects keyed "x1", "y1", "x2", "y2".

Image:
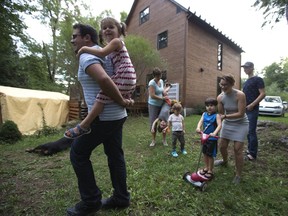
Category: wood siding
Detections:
[{"x1": 127, "y1": 0, "x2": 242, "y2": 108}]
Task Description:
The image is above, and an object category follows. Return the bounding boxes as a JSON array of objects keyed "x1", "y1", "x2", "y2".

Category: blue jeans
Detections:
[
  {"x1": 246, "y1": 109, "x2": 259, "y2": 158},
  {"x1": 70, "y1": 117, "x2": 130, "y2": 205}
]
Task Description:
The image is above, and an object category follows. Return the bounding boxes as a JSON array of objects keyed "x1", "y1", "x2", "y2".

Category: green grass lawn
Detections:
[{"x1": 0, "y1": 114, "x2": 288, "y2": 215}]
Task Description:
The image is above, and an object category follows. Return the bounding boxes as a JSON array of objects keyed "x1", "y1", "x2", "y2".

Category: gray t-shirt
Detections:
[{"x1": 221, "y1": 89, "x2": 248, "y2": 123}]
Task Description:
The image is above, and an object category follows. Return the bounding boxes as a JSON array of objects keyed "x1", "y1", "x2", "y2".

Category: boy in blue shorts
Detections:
[{"x1": 195, "y1": 98, "x2": 222, "y2": 180}]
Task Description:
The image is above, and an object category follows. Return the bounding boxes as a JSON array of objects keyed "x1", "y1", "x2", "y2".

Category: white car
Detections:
[{"x1": 259, "y1": 96, "x2": 285, "y2": 117}]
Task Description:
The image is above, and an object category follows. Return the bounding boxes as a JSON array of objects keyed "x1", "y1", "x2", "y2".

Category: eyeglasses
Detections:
[{"x1": 72, "y1": 34, "x2": 81, "y2": 39}]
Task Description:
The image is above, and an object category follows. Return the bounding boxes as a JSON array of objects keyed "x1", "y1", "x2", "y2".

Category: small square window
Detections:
[
  {"x1": 140, "y1": 7, "x2": 149, "y2": 25},
  {"x1": 157, "y1": 31, "x2": 168, "y2": 49}
]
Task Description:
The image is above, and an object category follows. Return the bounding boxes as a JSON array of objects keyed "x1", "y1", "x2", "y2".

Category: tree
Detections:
[
  {"x1": 0, "y1": 34, "x2": 23, "y2": 87},
  {"x1": 35, "y1": 0, "x2": 67, "y2": 82},
  {"x1": 1, "y1": 0, "x2": 135, "y2": 93},
  {"x1": 33, "y1": 0, "x2": 94, "y2": 83},
  {"x1": 125, "y1": 35, "x2": 167, "y2": 84},
  {"x1": 18, "y1": 55, "x2": 65, "y2": 91},
  {"x1": 0, "y1": 0, "x2": 33, "y2": 42},
  {"x1": 120, "y1": 11, "x2": 128, "y2": 22},
  {"x1": 253, "y1": 0, "x2": 288, "y2": 27},
  {"x1": 265, "y1": 82, "x2": 283, "y2": 96},
  {"x1": 33, "y1": 1, "x2": 114, "y2": 86},
  {"x1": 0, "y1": 0, "x2": 35, "y2": 87},
  {"x1": 262, "y1": 58, "x2": 288, "y2": 92}
]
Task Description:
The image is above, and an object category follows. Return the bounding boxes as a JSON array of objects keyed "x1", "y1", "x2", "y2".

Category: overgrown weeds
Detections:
[{"x1": 0, "y1": 115, "x2": 287, "y2": 215}]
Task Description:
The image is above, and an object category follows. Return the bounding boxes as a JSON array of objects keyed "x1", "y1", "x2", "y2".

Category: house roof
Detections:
[{"x1": 126, "y1": 0, "x2": 244, "y2": 53}]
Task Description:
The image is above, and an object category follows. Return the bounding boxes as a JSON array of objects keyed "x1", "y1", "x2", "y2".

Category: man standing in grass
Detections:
[
  {"x1": 67, "y1": 23, "x2": 130, "y2": 215},
  {"x1": 242, "y1": 62, "x2": 265, "y2": 161}
]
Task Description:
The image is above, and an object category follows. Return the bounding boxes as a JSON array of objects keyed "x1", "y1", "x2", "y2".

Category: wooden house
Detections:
[{"x1": 126, "y1": 0, "x2": 243, "y2": 112}]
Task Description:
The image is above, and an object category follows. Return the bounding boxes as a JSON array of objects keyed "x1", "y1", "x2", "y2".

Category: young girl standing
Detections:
[
  {"x1": 65, "y1": 17, "x2": 136, "y2": 139},
  {"x1": 165, "y1": 103, "x2": 186, "y2": 157}
]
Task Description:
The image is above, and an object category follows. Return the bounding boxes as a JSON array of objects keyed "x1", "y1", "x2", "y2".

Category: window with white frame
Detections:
[
  {"x1": 140, "y1": 7, "x2": 149, "y2": 25},
  {"x1": 157, "y1": 31, "x2": 168, "y2": 49}
]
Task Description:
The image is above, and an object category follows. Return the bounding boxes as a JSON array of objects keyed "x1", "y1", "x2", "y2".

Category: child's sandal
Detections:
[
  {"x1": 64, "y1": 124, "x2": 91, "y2": 139},
  {"x1": 199, "y1": 168, "x2": 208, "y2": 175},
  {"x1": 204, "y1": 172, "x2": 214, "y2": 180}
]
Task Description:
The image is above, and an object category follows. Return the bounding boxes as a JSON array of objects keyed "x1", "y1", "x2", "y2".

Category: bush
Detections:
[
  {"x1": 0, "y1": 120, "x2": 22, "y2": 144},
  {"x1": 193, "y1": 104, "x2": 206, "y2": 115},
  {"x1": 34, "y1": 125, "x2": 58, "y2": 137}
]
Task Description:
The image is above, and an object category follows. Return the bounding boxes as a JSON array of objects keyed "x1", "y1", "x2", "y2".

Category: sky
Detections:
[{"x1": 25, "y1": 0, "x2": 288, "y2": 74}]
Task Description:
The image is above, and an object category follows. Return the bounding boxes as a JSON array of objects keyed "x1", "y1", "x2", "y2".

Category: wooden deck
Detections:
[
  {"x1": 69, "y1": 100, "x2": 148, "y2": 119},
  {"x1": 126, "y1": 102, "x2": 148, "y2": 115}
]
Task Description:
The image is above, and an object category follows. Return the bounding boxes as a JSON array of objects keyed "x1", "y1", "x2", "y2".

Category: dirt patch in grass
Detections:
[
  {"x1": 258, "y1": 120, "x2": 288, "y2": 150},
  {"x1": 255, "y1": 121, "x2": 288, "y2": 179}
]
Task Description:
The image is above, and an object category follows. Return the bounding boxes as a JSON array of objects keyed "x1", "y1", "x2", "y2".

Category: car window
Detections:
[
  {"x1": 265, "y1": 97, "x2": 280, "y2": 103},
  {"x1": 273, "y1": 98, "x2": 279, "y2": 103}
]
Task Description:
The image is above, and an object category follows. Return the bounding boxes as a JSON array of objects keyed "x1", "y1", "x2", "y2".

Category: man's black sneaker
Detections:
[
  {"x1": 66, "y1": 201, "x2": 101, "y2": 216},
  {"x1": 101, "y1": 197, "x2": 130, "y2": 209}
]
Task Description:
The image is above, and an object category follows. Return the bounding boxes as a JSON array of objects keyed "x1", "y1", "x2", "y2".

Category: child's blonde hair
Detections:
[{"x1": 172, "y1": 102, "x2": 182, "y2": 112}]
